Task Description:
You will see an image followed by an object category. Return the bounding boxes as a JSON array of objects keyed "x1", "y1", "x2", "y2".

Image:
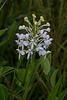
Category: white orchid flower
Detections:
[
  {"x1": 42, "y1": 28, "x2": 50, "y2": 32},
  {"x1": 25, "y1": 34, "x2": 30, "y2": 40},
  {"x1": 39, "y1": 50, "x2": 46, "y2": 56},
  {"x1": 23, "y1": 41, "x2": 28, "y2": 46},
  {"x1": 16, "y1": 49, "x2": 25, "y2": 59},
  {"x1": 16, "y1": 14, "x2": 53, "y2": 60},
  {"x1": 30, "y1": 39, "x2": 37, "y2": 49},
  {"x1": 36, "y1": 46, "x2": 43, "y2": 51},
  {"x1": 26, "y1": 49, "x2": 33, "y2": 59},
  {"x1": 40, "y1": 32, "x2": 47, "y2": 38}
]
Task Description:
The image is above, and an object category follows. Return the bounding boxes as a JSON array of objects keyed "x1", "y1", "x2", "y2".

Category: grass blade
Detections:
[{"x1": 47, "y1": 75, "x2": 62, "y2": 100}]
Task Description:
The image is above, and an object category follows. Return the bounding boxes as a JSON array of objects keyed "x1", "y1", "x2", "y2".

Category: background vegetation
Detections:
[{"x1": 0, "y1": 0, "x2": 67, "y2": 100}]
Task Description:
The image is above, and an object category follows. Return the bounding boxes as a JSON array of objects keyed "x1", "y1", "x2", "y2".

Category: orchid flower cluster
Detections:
[{"x1": 16, "y1": 14, "x2": 53, "y2": 60}]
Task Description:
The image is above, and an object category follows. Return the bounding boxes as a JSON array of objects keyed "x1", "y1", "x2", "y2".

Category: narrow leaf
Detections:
[
  {"x1": 34, "y1": 57, "x2": 44, "y2": 72},
  {"x1": 0, "y1": 66, "x2": 14, "y2": 76},
  {"x1": 50, "y1": 69, "x2": 59, "y2": 87},
  {"x1": 0, "y1": 21, "x2": 17, "y2": 47},
  {"x1": 47, "y1": 76, "x2": 62, "y2": 100},
  {"x1": 17, "y1": 68, "x2": 26, "y2": 83},
  {"x1": 58, "y1": 89, "x2": 67, "y2": 100},
  {"x1": 0, "y1": 29, "x2": 8, "y2": 37},
  {"x1": 0, "y1": 1, "x2": 6, "y2": 11}
]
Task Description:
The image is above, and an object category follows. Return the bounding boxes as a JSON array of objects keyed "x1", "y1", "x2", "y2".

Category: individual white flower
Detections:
[
  {"x1": 16, "y1": 34, "x2": 25, "y2": 40},
  {"x1": 39, "y1": 50, "x2": 46, "y2": 56},
  {"x1": 25, "y1": 34, "x2": 30, "y2": 40},
  {"x1": 40, "y1": 30, "x2": 44, "y2": 34},
  {"x1": 49, "y1": 38, "x2": 53, "y2": 41},
  {"x1": 46, "y1": 28, "x2": 50, "y2": 32},
  {"x1": 20, "y1": 51, "x2": 25, "y2": 55},
  {"x1": 16, "y1": 49, "x2": 25, "y2": 59},
  {"x1": 16, "y1": 49, "x2": 21, "y2": 59},
  {"x1": 23, "y1": 41, "x2": 28, "y2": 46},
  {"x1": 44, "y1": 38, "x2": 53, "y2": 47},
  {"x1": 46, "y1": 51, "x2": 51, "y2": 54},
  {"x1": 44, "y1": 51, "x2": 51, "y2": 59},
  {"x1": 39, "y1": 50, "x2": 42, "y2": 56},
  {"x1": 39, "y1": 50, "x2": 51, "y2": 59},
  {"x1": 30, "y1": 39, "x2": 37, "y2": 49},
  {"x1": 44, "y1": 40, "x2": 51, "y2": 45},
  {"x1": 16, "y1": 33, "x2": 19, "y2": 36},
  {"x1": 36, "y1": 44, "x2": 43, "y2": 51},
  {"x1": 19, "y1": 25, "x2": 25, "y2": 30},
  {"x1": 19, "y1": 40, "x2": 24, "y2": 50},
  {"x1": 15, "y1": 40, "x2": 19, "y2": 45},
  {"x1": 40, "y1": 32, "x2": 47, "y2": 38},
  {"x1": 41, "y1": 50, "x2": 47, "y2": 56},
  {"x1": 43, "y1": 45, "x2": 47, "y2": 49},
  {"x1": 26, "y1": 49, "x2": 33, "y2": 59},
  {"x1": 45, "y1": 35, "x2": 50, "y2": 39},
  {"x1": 16, "y1": 33, "x2": 21, "y2": 39},
  {"x1": 42, "y1": 28, "x2": 50, "y2": 32}
]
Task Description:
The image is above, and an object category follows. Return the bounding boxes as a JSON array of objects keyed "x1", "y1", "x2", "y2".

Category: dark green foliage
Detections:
[
  {"x1": 0, "y1": 84, "x2": 9, "y2": 100},
  {"x1": 0, "y1": 0, "x2": 67, "y2": 100}
]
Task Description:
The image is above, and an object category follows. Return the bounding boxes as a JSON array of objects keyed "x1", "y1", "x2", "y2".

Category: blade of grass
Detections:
[
  {"x1": 0, "y1": 1, "x2": 6, "y2": 11},
  {"x1": 47, "y1": 75, "x2": 62, "y2": 100},
  {"x1": 0, "y1": 21, "x2": 17, "y2": 47},
  {"x1": 58, "y1": 89, "x2": 67, "y2": 100}
]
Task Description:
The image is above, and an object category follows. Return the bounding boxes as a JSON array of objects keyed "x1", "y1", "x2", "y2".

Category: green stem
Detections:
[
  {"x1": 22, "y1": 53, "x2": 35, "y2": 100},
  {"x1": 35, "y1": 70, "x2": 50, "y2": 94}
]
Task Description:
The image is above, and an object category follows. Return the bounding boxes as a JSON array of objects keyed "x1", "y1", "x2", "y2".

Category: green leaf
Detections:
[
  {"x1": 22, "y1": 68, "x2": 32, "y2": 100},
  {"x1": 47, "y1": 76, "x2": 62, "y2": 100},
  {"x1": 63, "y1": 63, "x2": 67, "y2": 83},
  {"x1": 0, "y1": 66, "x2": 14, "y2": 76},
  {"x1": 0, "y1": 29, "x2": 8, "y2": 37},
  {"x1": 50, "y1": 69, "x2": 59, "y2": 87},
  {"x1": 0, "y1": 1, "x2": 6, "y2": 11},
  {"x1": 14, "y1": 68, "x2": 21, "y2": 86},
  {"x1": 33, "y1": 57, "x2": 44, "y2": 72},
  {"x1": 41, "y1": 58, "x2": 50, "y2": 75},
  {"x1": 13, "y1": 87, "x2": 24, "y2": 98},
  {"x1": 17, "y1": 68, "x2": 26, "y2": 83},
  {"x1": 0, "y1": 61, "x2": 8, "y2": 66},
  {"x1": 0, "y1": 21, "x2": 17, "y2": 47},
  {"x1": 0, "y1": 0, "x2": 2, "y2": 4},
  {"x1": 58, "y1": 89, "x2": 67, "y2": 100},
  {"x1": 47, "y1": 54, "x2": 51, "y2": 64},
  {"x1": 49, "y1": 67, "x2": 55, "y2": 78},
  {"x1": 0, "y1": 84, "x2": 9, "y2": 100}
]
